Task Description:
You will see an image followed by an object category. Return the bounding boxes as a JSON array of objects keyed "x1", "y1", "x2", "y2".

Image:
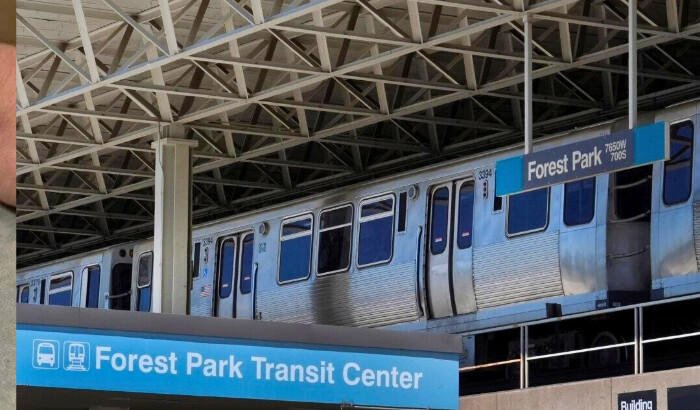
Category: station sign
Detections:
[
  {"x1": 17, "y1": 325, "x2": 458, "y2": 409},
  {"x1": 495, "y1": 122, "x2": 669, "y2": 196}
]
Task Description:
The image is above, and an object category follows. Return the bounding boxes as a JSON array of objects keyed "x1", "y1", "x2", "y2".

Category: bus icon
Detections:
[
  {"x1": 32, "y1": 339, "x2": 59, "y2": 369},
  {"x1": 63, "y1": 342, "x2": 90, "y2": 371}
]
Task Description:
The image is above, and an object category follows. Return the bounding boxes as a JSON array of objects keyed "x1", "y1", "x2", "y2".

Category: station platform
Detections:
[
  {"x1": 460, "y1": 365, "x2": 700, "y2": 410},
  {"x1": 17, "y1": 304, "x2": 461, "y2": 410}
]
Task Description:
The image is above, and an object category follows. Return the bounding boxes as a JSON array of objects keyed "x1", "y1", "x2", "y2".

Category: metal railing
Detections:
[{"x1": 459, "y1": 294, "x2": 700, "y2": 392}]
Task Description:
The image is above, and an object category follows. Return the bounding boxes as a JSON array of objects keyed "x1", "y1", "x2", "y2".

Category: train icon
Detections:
[{"x1": 63, "y1": 342, "x2": 90, "y2": 371}]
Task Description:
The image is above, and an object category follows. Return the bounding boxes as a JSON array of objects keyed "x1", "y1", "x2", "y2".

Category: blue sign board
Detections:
[
  {"x1": 496, "y1": 121, "x2": 669, "y2": 196},
  {"x1": 17, "y1": 325, "x2": 458, "y2": 409}
]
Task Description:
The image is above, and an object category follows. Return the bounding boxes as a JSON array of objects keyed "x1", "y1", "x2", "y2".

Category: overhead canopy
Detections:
[{"x1": 15, "y1": 0, "x2": 700, "y2": 266}]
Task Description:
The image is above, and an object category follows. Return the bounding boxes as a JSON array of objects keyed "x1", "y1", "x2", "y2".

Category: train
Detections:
[{"x1": 17, "y1": 99, "x2": 700, "y2": 365}]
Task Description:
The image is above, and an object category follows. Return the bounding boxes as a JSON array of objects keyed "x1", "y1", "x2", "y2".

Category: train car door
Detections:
[
  {"x1": 608, "y1": 163, "x2": 653, "y2": 303},
  {"x1": 80, "y1": 265, "x2": 101, "y2": 308},
  {"x1": 214, "y1": 232, "x2": 256, "y2": 319},
  {"x1": 427, "y1": 178, "x2": 477, "y2": 318},
  {"x1": 427, "y1": 183, "x2": 455, "y2": 318},
  {"x1": 237, "y1": 232, "x2": 256, "y2": 319},
  {"x1": 214, "y1": 236, "x2": 237, "y2": 318},
  {"x1": 109, "y1": 263, "x2": 132, "y2": 310},
  {"x1": 135, "y1": 252, "x2": 153, "y2": 312},
  {"x1": 452, "y1": 179, "x2": 477, "y2": 315}
]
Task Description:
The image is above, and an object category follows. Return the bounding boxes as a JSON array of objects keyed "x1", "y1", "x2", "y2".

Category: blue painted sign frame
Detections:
[
  {"x1": 496, "y1": 121, "x2": 669, "y2": 196},
  {"x1": 17, "y1": 325, "x2": 459, "y2": 409}
]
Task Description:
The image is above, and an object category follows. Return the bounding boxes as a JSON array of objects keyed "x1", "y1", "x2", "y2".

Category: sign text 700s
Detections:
[{"x1": 526, "y1": 138, "x2": 629, "y2": 182}]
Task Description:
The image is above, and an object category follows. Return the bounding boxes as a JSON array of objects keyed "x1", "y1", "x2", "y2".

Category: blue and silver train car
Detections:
[
  {"x1": 16, "y1": 245, "x2": 134, "y2": 309},
  {"x1": 17, "y1": 100, "x2": 700, "y2": 337}
]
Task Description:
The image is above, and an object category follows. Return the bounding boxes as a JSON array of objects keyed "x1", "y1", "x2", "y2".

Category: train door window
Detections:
[
  {"x1": 279, "y1": 215, "x2": 313, "y2": 283},
  {"x1": 457, "y1": 182, "x2": 475, "y2": 249},
  {"x1": 193, "y1": 242, "x2": 201, "y2": 279},
  {"x1": 39, "y1": 279, "x2": 46, "y2": 304},
  {"x1": 663, "y1": 121, "x2": 694, "y2": 206},
  {"x1": 240, "y1": 233, "x2": 254, "y2": 294},
  {"x1": 614, "y1": 165, "x2": 652, "y2": 220},
  {"x1": 358, "y1": 195, "x2": 395, "y2": 267},
  {"x1": 564, "y1": 177, "x2": 596, "y2": 226},
  {"x1": 17, "y1": 284, "x2": 29, "y2": 303},
  {"x1": 136, "y1": 252, "x2": 153, "y2": 312},
  {"x1": 218, "y1": 238, "x2": 236, "y2": 297},
  {"x1": 318, "y1": 205, "x2": 353, "y2": 275},
  {"x1": 430, "y1": 187, "x2": 450, "y2": 255},
  {"x1": 110, "y1": 263, "x2": 132, "y2": 311},
  {"x1": 48, "y1": 272, "x2": 73, "y2": 306},
  {"x1": 507, "y1": 188, "x2": 549, "y2": 236},
  {"x1": 82, "y1": 265, "x2": 101, "y2": 309},
  {"x1": 397, "y1": 191, "x2": 408, "y2": 233}
]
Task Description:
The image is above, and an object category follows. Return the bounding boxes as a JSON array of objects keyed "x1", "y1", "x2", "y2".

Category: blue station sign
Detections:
[
  {"x1": 17, "y1": 325, "x2": 459, "y2": 409},
  {"x1": 496, "y1": 121, "x2": 669, "y2": 196}
]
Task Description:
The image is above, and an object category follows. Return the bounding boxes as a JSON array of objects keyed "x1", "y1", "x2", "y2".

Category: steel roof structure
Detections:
[{"x1": 16, "y1": 0, "x2": 700, "y2": 266}]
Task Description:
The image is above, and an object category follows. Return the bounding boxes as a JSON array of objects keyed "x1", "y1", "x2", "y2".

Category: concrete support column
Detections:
[{"x1": 151, "y1": 125, "x2": 198, "y2": 315}]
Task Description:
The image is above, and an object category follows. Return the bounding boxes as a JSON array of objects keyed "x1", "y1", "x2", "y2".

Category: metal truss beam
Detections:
[
  {"x1": 17, "y1": 21, "x2": 700, "y2": 224},
  {"x1": 15, "y1": 0, "x2": 700, "y2": 261}
]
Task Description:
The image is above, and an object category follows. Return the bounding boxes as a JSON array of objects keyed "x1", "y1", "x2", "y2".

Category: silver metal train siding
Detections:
[{"x1": 17, "y1": 100, "x2": 700, "y2": 336}]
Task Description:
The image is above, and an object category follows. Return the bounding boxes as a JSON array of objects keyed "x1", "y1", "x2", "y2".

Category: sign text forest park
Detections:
[{"x1": 496, "y1": 122, "x2": 669, "y2": 196}]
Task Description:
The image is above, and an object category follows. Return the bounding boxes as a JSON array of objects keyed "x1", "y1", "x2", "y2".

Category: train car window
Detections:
[
  {"x1": 507, "y1": 188, "x2": 549, "y2": 236},
  {"x1": 430, "y1": 187, "x2": 450, "y2": 255},
  {"x1": 136, "y1": 252, "x2": 153, "y2": 312},
  {"x1": 240, "y1": 233, "x2": 254, "y2": 294},
  {"x1": 564, "y1": 177, "x2": 596, "y2": 226},
  {"x1": 279, "y1": 215, "x2": 313, "y2": 283},
  {"x1": 17, "y1": 285, "x2": 29, "y2": 304},
  {"x1": 457, "y1": 182, "x2": 475, "y2": 249},
  {"x1": 614, "y1": 165, "x2": 652, "y2": 220},
  {"x1": 48, "y1": 272, "x2": 73, "y2": 306},
  {"x1": 398, "y1": 192, "x2": 408, "y2": 233},
  {"x1": 664, "y1": 121, "x2": 694, "y2": 205},
  {"x1": 218, "y1": 238, "x2": 236, "y2": 297},
  {"x1": 318, "y1": 205, "x2": 353, "y2": 275},
  {"x1": 193, "y1": 242, "x2": 201, "y2": 278},
  {"x1": 85, "y1": 265, "x2": 101, "y2": 309},
  {"x1": 358, "y1": 195, "x2": 395, "y2": 267}
]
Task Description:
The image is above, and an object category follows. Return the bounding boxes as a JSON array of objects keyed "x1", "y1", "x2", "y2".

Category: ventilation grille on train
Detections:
[
  {"x1": 692, "y1": 201, "x2": 700, "y2": 271},
  {"x1": 473, "y1": 233, "x2": 563, "y2": 309}
]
